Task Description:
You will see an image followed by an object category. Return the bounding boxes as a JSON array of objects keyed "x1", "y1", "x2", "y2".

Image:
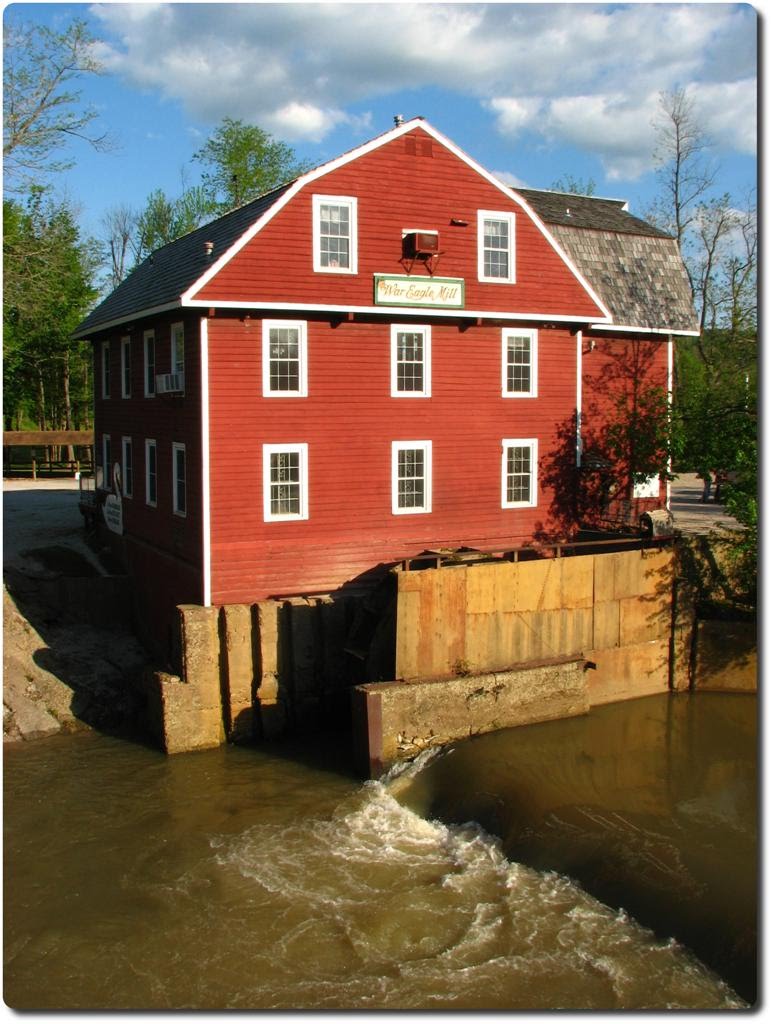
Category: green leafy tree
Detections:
[
  {"x1": 4, "y1": 193, "x2": 98, "y2": 431},
  {"x1": 193, "y1": 117, "x2": 311, "y2": 212},
  {"x1": 135, "y1": 185, "x2": 213, "y2": 258}
]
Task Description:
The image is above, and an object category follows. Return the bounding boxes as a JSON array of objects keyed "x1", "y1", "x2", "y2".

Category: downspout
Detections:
[
  {"x1": 200, "y1": 317, "x2": 212, "y2": 607},
  {"x1": 575, "y1": 330, "x2": 583, "y2": 468},
  {"x1": 666, "y1": 334, "x2": 674, "y2": 510}
]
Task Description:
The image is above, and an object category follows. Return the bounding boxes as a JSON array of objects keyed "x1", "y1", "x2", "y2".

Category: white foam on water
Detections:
[{"x1": 211, "y1": 774, "x2": 746, "y2": 1010}]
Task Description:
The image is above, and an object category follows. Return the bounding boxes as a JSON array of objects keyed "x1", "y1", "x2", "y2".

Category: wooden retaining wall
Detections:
[{"x1": 394, "y1": 547, "x2": 679, "y2": 704}]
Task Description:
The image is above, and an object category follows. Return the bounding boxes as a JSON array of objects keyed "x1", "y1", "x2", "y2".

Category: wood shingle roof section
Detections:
[{"x1": 514, "y1": 188, "x2": 698, "y2": 334}]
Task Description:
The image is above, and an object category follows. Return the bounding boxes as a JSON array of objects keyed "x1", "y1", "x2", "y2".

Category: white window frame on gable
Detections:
[
  {"x1": 263, "y1": 443, "x2": 309, "y2": 522},
  {"x1": 478, "y1": 210, "x2": 516, "y2": 284},
  {"x1": 172, "y1": 442, "x2": 186, "y2": 517},
  {"x1": 262, "y1": 320, "x2": 308, "y2": 397},
  {"x1": 144, "y1": 330, "x2": 156, "y2": 397},
  {"x1": 312, "y1": 195, "x2": 358, "y2": 274},
  {"x1": 392, "y1": 440, "x2": 432, "y2": 515},
  {"x1": 101, "y1": 341, "x2": 111, "y2": 399},
  {"x1": 120, "y1": 337, "x2": 131, "y2": 398},
  {"x1": 391, "y1": 325, "x2": 431, "y2": 398},
  {"x1": 501, "y1": 328, "x2": 537, "y2": 398},
  {"x1": 501, "y1": 439, "x2": 538, "y2": 509}
]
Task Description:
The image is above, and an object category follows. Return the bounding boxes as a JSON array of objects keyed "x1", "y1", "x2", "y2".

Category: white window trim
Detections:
[
  {"x1": 392, "y1": 440, "x2": 432, "y2": 515},
  {"x1": 390, "y1": 324, "x2": 431, "y2": 398},
  {"x1": 172, "y1": 442, "x2": 187, "y2": 518},
  {"x1": 101, "y1": 434, "x2": 111, "y2": 490},
  {"x1": 143, "y1": 330, "x2": 156, "y2": 397},
  {"x1": 478, "y1": 210, "x2": 516, "y2": 284},
  {"x1": 263, "y1": 443, "x2": 309, "y2": 522},
  {"x1": 121, "y1": 436, "x2": 133, "y2": 498},
  {"x1": 501, "y1": 438, "x2": 538, "y2": 509},
  {"x1": 501, "y1": 327, "x2": 538, "y2": 398},
  {"x1": 145, "y1": 438, "x2": 157, "y2": 508},
  {"x1": 171, "y1": 322, "x2": 185, "y2": 375},
  {"x1": 120, "y1": 337, "x2": 131, "y2": 398},
  {"x1": 101, "y1": 341, "x2": 110, "y2": 399},
  {"x1": 262, "y1": 319, "x2": 309, "y2": 397},
  {"x1": 312, "y1": 194, "x2": 358, "y2": 274}
]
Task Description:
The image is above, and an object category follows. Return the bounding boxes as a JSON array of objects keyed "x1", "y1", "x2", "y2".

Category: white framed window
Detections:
[
  {"x1": 101, "y1": 341, "x2": 111, "y2": 399},
  {"x1": 502, "y1": 439, "x2": 537, "y2": 508},
  {"x1": 121, "y1": 437, "x2": 133, "y2": 498},
  {"x1": 120, "y1": 337, "x2": 131, "y2": 398},
  {"x1": 263, "y1": 444, "x2": 309, "y2": 522},
  {"x1": 172, "y1": 442, "x2": 186, "y2": 517},
  {"x1": 262, "y1": 320, "x2": 308, "y2": 397},
  {"x1": 101, "y1": 434, "x2": 112, "y2": 490},
  {"x1": 478, "y1": 210, "x2": 515, "y2": 283},
  {"x1": 171, "y1": 322, "x2": 185, "y2": 376},
  {"x1": 633, "y1": 474, "x2": 661, "y2": 499},
  {"x1": 391, "y1": 325, "x2": 431, "y2": 397},
  {"x1": 144, "y1": 330, "x2": 156, "y2": 397},
  {"x1": 312, "y1": 195, "x2": 357, "y2": 273},
  {"x1": 502, "y1": 328, "x2": 537, "y2": 397},
  {"x1": 392, "y1": 441, "x2": 432, "y2": 515},
  {"x1": 145, "y1": 439, "x2": 157, "y2": 507}
]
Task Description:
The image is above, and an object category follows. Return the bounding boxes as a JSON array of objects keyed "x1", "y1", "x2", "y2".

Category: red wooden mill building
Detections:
[{"x1": 75, "y1": 118, "x2": 697, "y2": 662}]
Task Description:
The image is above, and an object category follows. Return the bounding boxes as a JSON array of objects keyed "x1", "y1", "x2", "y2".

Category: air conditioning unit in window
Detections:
[
  {"x1": 156, "y1": 372, "x2": 184, "y2": 394},
  {"x1": 403, "y1": 231, "x2": 440, "y2": 258}
]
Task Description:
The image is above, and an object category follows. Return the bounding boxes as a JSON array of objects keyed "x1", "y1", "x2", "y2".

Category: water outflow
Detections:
[
  {"x1": 213, "y1": 765, "x2": 744, "y2": 1010},
  {"x1": 4, "y1": 693, "x2": 753, "y2": 1011}
]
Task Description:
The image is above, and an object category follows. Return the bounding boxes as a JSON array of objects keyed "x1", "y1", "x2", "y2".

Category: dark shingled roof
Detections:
[
  {"x1": 514, "y1": 188, "x2": 698, "y2": 333},
  {"x1": 514, "y1": 188, "x2": 671, "y2": 238},
  {"x1": 75, "y1": 182, "x2": 294, "y2": 336}
]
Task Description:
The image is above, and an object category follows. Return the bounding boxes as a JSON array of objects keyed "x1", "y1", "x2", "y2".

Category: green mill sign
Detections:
[{"x1": 373, "y1": 275, "x2": 465, "y2": 308}]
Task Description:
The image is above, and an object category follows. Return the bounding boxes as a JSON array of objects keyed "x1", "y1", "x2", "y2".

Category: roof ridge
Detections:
[{"x1": 515, "y1": 185, "x2": 628, "y2": 207}]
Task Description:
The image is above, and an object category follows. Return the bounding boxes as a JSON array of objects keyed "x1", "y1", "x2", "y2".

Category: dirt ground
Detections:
[{"x1": 3, "y1": 479, "x2": 149, "y2": 743}]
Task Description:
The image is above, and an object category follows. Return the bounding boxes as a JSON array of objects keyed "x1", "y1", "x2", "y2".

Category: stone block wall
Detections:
[
  {"x1": 144, "y1": 592, "x2": 382, "y2": 754},
  {"x1": 353, "y1": 657, "x2": 588, "y2": 777}
]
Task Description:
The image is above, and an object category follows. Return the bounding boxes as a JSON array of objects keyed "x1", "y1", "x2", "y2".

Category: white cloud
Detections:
[
  {"x1": 486, "y1": 98, "x2": 543, "y2": 139},
  {"x1": 90, "y1": 3, "x2": 756, "y2": 171},
  {"x1": 691, "y1": 79, "x2": 757, "y2": 156},
  {"x1": 493, "y1": 169, "x2": 528, "y2": 189}
]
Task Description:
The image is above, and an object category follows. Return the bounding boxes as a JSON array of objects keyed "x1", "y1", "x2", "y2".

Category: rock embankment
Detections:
[{"x1": 3, "y1": 481, "x2": 148, "y2": 743}]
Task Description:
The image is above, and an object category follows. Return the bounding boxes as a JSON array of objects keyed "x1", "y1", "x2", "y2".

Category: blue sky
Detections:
[{"x1": 4, "y1": 2, "x2": 758, "y2": 241}]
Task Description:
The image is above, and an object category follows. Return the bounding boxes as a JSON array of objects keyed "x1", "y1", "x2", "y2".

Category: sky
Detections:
[{"x1": 3, "y1": 1, "x2": 758, "y2": 241}]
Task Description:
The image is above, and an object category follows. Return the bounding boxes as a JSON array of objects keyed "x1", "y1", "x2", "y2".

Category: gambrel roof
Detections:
[
  {"x1": 514, "y1": 188, "x2": 698, "y2": 334},
  {"x1": 74, "y1": 119, "x2": 696, "y2": 337}
]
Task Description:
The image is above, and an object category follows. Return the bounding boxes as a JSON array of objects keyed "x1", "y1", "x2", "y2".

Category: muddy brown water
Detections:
[{"x1": 4, "y1": 691, "x2": 755, "y2": 1010}]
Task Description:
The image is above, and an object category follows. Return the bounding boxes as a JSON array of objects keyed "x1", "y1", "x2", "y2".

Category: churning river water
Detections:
[{"x1": 4, "y1": 691, "x2": 756, "y2": 1011}]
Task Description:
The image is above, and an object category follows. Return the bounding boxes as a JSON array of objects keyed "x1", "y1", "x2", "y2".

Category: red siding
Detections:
[
  {"x1": 92, "y1": 311, "x2": 204, "y2": 609},
  {"x1": 581, "y1": 332, "x2": 670, "y2": 522},
  {"x1": 195, "y1": 128, "x2": 604, "y2": 321},
  {"x1": 207, "y1": 316, "x2": 579, "y2": 604}
]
